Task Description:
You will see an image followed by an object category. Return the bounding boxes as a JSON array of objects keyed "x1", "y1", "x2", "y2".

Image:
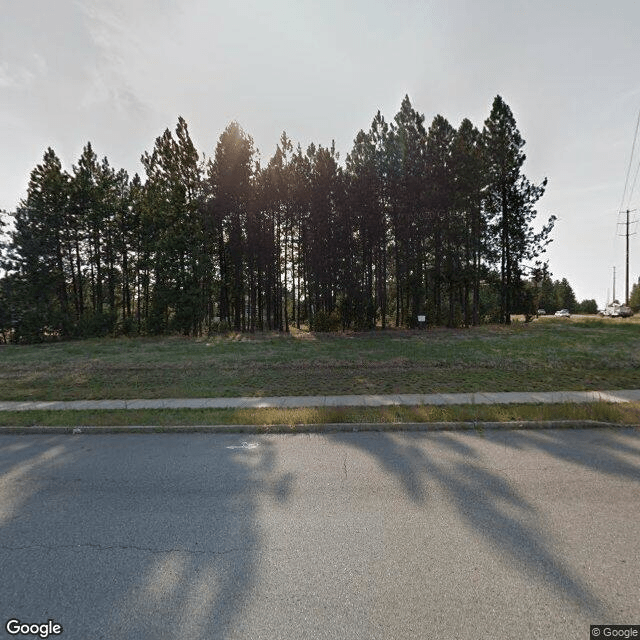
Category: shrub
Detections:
[
  {"x1": 74, "y1": 311, "x2": 117, "y2": 338},
  {"x1": 577, "y1": 299, "x2": 598, "y2": 314},
  {"x1": 310, "y1": 309, "x2": 341, "y2": 332}
]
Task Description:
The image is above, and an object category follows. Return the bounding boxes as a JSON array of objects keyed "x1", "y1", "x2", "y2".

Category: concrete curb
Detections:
[{"x1": 0, "y1": 420, "x2": 637, "y2": 435}]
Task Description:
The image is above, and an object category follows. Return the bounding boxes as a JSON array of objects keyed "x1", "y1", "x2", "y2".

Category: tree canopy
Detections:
[{"x1": 0, "y1": 95, "x2": 557, "y2": 341}]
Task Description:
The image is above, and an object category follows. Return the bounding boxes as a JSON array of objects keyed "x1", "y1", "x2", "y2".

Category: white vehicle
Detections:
[
  {"x1": 600, "y1": 300, "x2": 634, "y2": 317},
  {"x1": 554, "y1": 309, "x2": 570, "y2": 317}
]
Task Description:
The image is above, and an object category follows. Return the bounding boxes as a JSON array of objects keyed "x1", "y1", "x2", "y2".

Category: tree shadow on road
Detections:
[
  {"x1": 0, "y1": 433, "x2": 292, "y2": 640},
  {"x1": 500, "y1": 427, "x2": 640, "y2": 483},
  {"x1": 330, "y1": 429, "x2": 615, "y2": 619}
]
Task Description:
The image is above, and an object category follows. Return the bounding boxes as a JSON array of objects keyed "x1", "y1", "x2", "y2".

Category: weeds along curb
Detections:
[{"x1": 0, "y1": 420, "x2": 638, "y2": 435}]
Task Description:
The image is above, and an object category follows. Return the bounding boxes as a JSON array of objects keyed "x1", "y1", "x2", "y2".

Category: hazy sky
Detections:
[{"x1": 2, "y1": 0, "x2": 640, "y2": 306}]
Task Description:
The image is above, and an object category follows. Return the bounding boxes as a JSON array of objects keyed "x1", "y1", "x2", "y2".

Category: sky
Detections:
[{"x1": 1, "y1": 0, "x2": 640, "y2": 307}]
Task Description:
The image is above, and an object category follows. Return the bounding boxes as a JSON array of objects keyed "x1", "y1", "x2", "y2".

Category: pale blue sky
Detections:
[{"x1": 2, "y1": 0, "x2": 640, "y2": 305}]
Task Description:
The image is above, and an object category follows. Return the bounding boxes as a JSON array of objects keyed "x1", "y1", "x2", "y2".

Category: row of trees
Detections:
[
  {"x1": 529, "y1": 273, "x2": 598, "y2": 315},
  {"x1": 0, "y1": 95, "x2": 556, "y2": 342}
]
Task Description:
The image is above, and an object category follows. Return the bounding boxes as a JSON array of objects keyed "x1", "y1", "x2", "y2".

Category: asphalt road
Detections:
[{"x1": 1, "y1": 429, "x2": 639, "y2": 640}]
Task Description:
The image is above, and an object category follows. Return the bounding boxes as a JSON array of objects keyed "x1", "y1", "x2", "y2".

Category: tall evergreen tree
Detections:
[
  {"x1": 345, "y1": 128, "x2": 380, "y2": 328},
  {"x1": 388, "y1": 95, "x2": 427, "y2": 326},
  {"x1": 482, "y1": 96, "x2": 555, "y2": 324},
  {"x1": 8, "y1": 148, "x2": 71, "y2": 340},
  {"x1": 141, "y1": 117, "x2": 205, "y2": 334},
  {"x1": 424, "y1": 115, "x2": 456, "y2": 325},
  {"x1": 69, "y1": 143, "x2": 105, "y2": 320},
  {"x1": 554, "y1": 277, "x2": 577, "y2": 312},
  {"x1": 207, "y1": 122, "x2": 256, "y2": 330},
  {"x1": 305, "y1": 142, "x2": 344, "y2": 323},
  {"x1": 451, "y1": 118, "x2": 488, "y2": 324},
  {"x1": 369, "y1": 111, "x2": 391, "y2": 328},
  {"x1": 534, "y1": 268, "x2": 556, "y2": 313},
  {"x1": 288, "y1": 145, "x2": 313, "y2": 328}
]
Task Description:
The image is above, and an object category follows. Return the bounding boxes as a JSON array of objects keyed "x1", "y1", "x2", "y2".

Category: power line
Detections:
[
  {"x1": 619, "y1": 106, "x2": 640, "y2": 213},
  {"x1": 626, "y1": 146, "x2": 640, "y2": 210},
  {"x1": 610, "y1": 107, "x2": 640, "y2": 300}
]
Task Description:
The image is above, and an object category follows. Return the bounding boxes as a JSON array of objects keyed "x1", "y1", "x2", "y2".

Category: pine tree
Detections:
[
  {"x1": 345, "y1": 127, "x2": 381, "y2": 328},
  {"x1": 554, "y1": 278, "x2": 577, "y2": 312},
  {"x1": 425, "y1": 114, "x2": 456, "y2": 325},
  {"x1": 69, "y1": 143, "x2": 105, "y2": 320},
  {"x1": 370, "y1": 111, "x2": 391, "y2": 328},
  {"x1": 304, "y1": 142, "x2": 343, "y2": 323},
  {"x1": 482, "y1": 96, "x2": 555, "y2": 324},
  {"x1": 388, "y1": 95, "x2": 427, "y2": 327},
  {"x1": 207, "y1": 122, "x2": 256, "y2": 331},
  {"x1": 289, "y1": 145, "x2": 313, "y2": 328},
  {"x1": 451, "y1": 118, "x2": 488, "y2": 325},
  {"x1": 141, "y1": 117, "x2": 205, "y2": 334},
  {"x1": 8, "y1": 148, "x2": 71, "y2": 340},
  {"x1": 534, "y1": 269, "x2": 556, "y2": 313}
]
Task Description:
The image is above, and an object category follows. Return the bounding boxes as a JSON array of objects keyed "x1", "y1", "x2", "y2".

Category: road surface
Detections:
[{"x1": 1, "y1": 429, "x2": 639, "y2": 639}]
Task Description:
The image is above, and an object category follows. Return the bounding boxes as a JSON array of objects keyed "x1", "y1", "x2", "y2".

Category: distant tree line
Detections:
[
  {"x1": 0, "y1": 95, "x2": 556, "y2": 342},
  {"x1": 528, "y1": 272, "x2": 597, "y2": 315}
]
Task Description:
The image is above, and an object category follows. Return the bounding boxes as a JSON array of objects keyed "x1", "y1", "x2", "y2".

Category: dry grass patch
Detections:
[{"x1": 1, "y1": 402, "x2": 638, "y2": 428}]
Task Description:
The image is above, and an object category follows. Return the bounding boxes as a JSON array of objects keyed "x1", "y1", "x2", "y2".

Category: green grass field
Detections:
[{"x1": 1, "y1": 316, "x2": 639, "y2": 402}]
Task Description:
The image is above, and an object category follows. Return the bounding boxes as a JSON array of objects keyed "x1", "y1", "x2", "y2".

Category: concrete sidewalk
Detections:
[{"x1": 1, "y1": 389, "x2": 640, "y2": 411}]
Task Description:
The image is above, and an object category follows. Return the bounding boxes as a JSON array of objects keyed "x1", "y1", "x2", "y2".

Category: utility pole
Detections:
[
  {"x1": 626, "y1": 209, "x2": 629, "y2": 304},
  {"x1": 618, "y1": 209, "x2": 637, "y2": 305}
]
